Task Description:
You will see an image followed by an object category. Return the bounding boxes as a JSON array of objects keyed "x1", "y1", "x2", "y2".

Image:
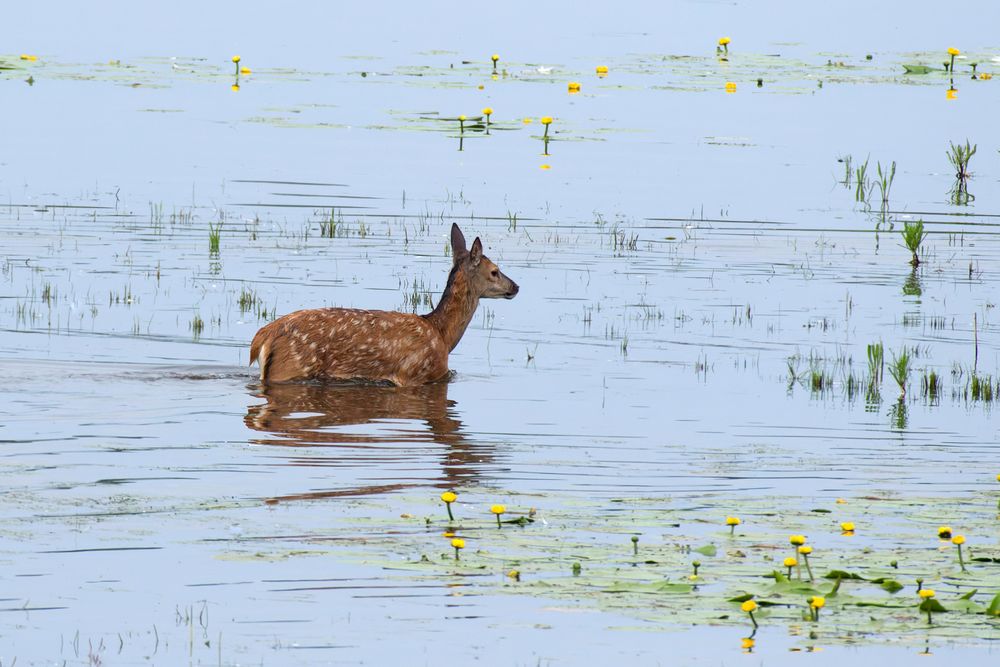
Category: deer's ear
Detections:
[
  {"x1": 469, "y1": 237, "x2": 483, "y2": 266},
  {"x1": 451, "y1": 224, "x2": 467, "y2": 261}
]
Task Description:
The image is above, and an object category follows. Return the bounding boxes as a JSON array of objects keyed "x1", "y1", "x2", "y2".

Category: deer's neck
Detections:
[{"x1": 423, "y1": 267, "x2": 479, "y2": 351}]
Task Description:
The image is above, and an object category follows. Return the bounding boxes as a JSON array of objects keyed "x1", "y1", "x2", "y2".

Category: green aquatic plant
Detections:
[
  {"x1": 854, "y1": 158, "x2": 871, "y2": 204},
  {"x1": 874, "y1": 160, "x2": 895, "y2": 210},
  {"x1": 867, "y1": 342, "x2": 884, "y2": 384},
  {"x1": 191, "y1": 313, "x2": 204, "y2": 338},
  {"x1": 947, "y1": 140, "x2": 976, "y2": 181},
  {"x1": 969, "y1": 374, "x2": 996, "y2": 402},
  {"x1": 208, "y1": 220, "x2": 223, "y2": 254},
  {"x1": 921, "y1": 368, "x2": 941, "y2": 403},
  {"x1": 901, "y1": 219, "x2": 927, "y2": 267},
  {"x1": 320, "y1": 208, "x2": 340, "y2": 238},
  {"x1": 631, "y1": 535, "x2": 639, "y2": 555},
  {"x1": 888, "y1": 347, "x2": 912, "y2": 395}
]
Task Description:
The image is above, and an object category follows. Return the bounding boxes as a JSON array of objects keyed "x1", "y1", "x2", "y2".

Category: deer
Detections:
[{"x1": 249, "y1": 223, "x2": 518, "y2": 386}]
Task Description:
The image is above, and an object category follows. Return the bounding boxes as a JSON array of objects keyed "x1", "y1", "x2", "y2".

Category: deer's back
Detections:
[{"x1": 251, "y1": 307, "x2": 449, "y2": 386}]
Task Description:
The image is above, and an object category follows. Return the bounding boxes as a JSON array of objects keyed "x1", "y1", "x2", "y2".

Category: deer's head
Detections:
[{"x1": 451, "y1": 224, "x2": 518, "y2": 300}]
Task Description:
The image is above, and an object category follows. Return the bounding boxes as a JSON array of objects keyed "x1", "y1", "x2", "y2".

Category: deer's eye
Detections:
[{"x1": 490, "y1": 269, "x2": 499, "y2": 278}]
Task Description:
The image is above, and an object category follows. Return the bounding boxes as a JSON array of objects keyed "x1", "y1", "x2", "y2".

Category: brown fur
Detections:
[{"x1": 250, "y1": 224, "x2": 518, "y2": 386}]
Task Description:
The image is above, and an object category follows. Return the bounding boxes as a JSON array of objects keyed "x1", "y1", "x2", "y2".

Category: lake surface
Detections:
[{"x1": 2, "y1": 1, "x2": 1000, "y2": 664}]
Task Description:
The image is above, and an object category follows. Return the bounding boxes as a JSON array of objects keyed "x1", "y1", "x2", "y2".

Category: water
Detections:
[{"x1": 2, "y1": 1, "x2": 1000, "y2": 664}]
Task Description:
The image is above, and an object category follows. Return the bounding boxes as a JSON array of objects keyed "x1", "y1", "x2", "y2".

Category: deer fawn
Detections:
[{"x1": 250, "y1": 224, "x2": 519, "y2": 386}]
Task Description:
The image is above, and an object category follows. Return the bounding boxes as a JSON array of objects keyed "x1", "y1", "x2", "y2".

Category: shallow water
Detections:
[{"x1": 3, "y1": 1, "x2": 1000, "y2": 664}]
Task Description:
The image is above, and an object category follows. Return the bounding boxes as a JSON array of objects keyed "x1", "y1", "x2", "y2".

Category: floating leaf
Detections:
[
  {"x1": 986, "y1": 593, "x2": 1000, "y2": 617},
  {"x1": 919, "y1": 598, "x2": 948, "y2": 613},
  {"x1": 604, "y1": 580, "x2": 694, "y2": 594},
  {"x1": 694, "y1": 544, "x2": 717, "y2": 557},
  {"x1": 878, "y1": 579, "x2": 904, "y2": 593},
  {"x1": 902, "y1": 64, "x2": 937, "y2": 74}
]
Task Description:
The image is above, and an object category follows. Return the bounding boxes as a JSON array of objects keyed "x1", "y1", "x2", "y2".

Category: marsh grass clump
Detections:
[
  {"x1": 888, "y1": 347, "x2": 912, "y2": 396},
  {"x1": 921, "y1": 368, "x2": 941, "y2": 403},
  {"x1": 610, "y1": 223, "x2": 638, "y2": 253},
  {"x1": 948, "y1": 140, "x2": 976, "y2": 181},
  {"x1": 208, "y1": 220, "x2": 223, "y2": 254},
  {"x1": 865, "y1": 342, "x2": 884, "y2": 404},
  {"x1": 320, "y1": 208, "x2": 341, "y2": 238},
  {"x1": 947, "y1": 140, "x2": 976, "y2": 205},
  {"x1": 969, "y1": 374, "x2": 996, "y2": 403},
  {"x1": 901, "y1": 219, "x2": 928, "y2": 267},
  {"x1": 855, "y1": 158, "x2": 871, "y2": 204},
  {"x1": 191, "y1": 313, "x2": 205, "y2": 338},
  {"x1": 874, "y1": 160, "x2": 896, "y2": 210}
]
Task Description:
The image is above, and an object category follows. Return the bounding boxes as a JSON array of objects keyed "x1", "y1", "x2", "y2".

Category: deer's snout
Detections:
[{"x1": 504, "y1": 281, "x2": 519, "y2": 299}]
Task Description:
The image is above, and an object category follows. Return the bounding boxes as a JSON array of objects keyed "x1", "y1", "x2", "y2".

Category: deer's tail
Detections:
[{"x1": 249, "y1": 329, "x2": 272, "y2": 382}]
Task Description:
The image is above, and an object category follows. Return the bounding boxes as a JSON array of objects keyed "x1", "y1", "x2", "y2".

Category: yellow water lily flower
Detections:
[
  {"x1": 798, "y1": 545, "x2": 813, "y2": 555},
  {"x1": 231, "y1": 84, "x2": 240, "y2": 92},
  {"x1": 741, "y1": 637, "x2": 755, "y2": 649},
  {"x1": 567, "y1": 81, "x2": 581, "y2": 92},
  {"x1": 783, "y1": 557, "x2": 797, "y2": 568},
  {"x1": 482, "y1": 107, "x2": 493, "y2": 116},
  {"x1": 232, "y1": 55, "x2": 241, "y2": 63},
  {"x1": 451, "y1": 537, "x2": 465, "y2": 549},
  {"x1": 741, "y1": 600, "x2": 758, "y2": 613},
  {"x1": 491, "y1": 54, "x2": 499, "y2": 63},
  {"x1": 523, "y1": 117, "x2": 533, "y2": 124},
  {"x1": 540, "y1": 164, "x2": 551, "y2": 170},
  {"x1": 441, "y1": 491, "x2": 457, "y2": 503},
  {"x1": 726, "y1": 516, "x2": 741, "y2": 526},
  {"x1": 952, "y1": 534, "x2": 966, "y2": 545},
  {"x1": 596, "y1": 65, "x2": 609, "y2": 74},
  {"x1": 719, "y1": 37, "x2": 731, "y2": 46},
  {"x1": 946, "y1": 87, "x2": 958, "y2": 100},
  {"x1": 20, "y1": 54, "x2": 38, "y2": 61},
  {"x1": 809, "y1": 596, "x2": 826, "y2": 608},
  {"x1": 790, "y1": 535, "x2": 806, "y2": 546},
  {"x1": 947, "y1": 47, "x2": 960, "y2": 56},
  {"x1": 540, "y1": 116, "x2": 553, "y2": 125},
  {"x1": 725, "y1": 81, "x2": 737, "y2": 93},
  {"x1": 841, "y1": 521, "x2": 855, "y2": 532},
  {"x1": 938, "y1": 526, "x2": 952, "y2": 538},
  {"x1": 458, "y1": 115, "x2": 467, "y2": 121},
  {"x1": 490, "y1": 504, "x2": 506, "y2": 515},
  {"x1": 240, "y1": 67, "x2": 252, "y2": 75},
  {"x1": 918, "y1": 588, "x2": 935, "y2": 599}
]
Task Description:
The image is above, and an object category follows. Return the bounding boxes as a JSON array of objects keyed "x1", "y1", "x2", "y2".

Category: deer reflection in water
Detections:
[{"x1": 244, "y1": 380, "x2": 493, "y2": 501}]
